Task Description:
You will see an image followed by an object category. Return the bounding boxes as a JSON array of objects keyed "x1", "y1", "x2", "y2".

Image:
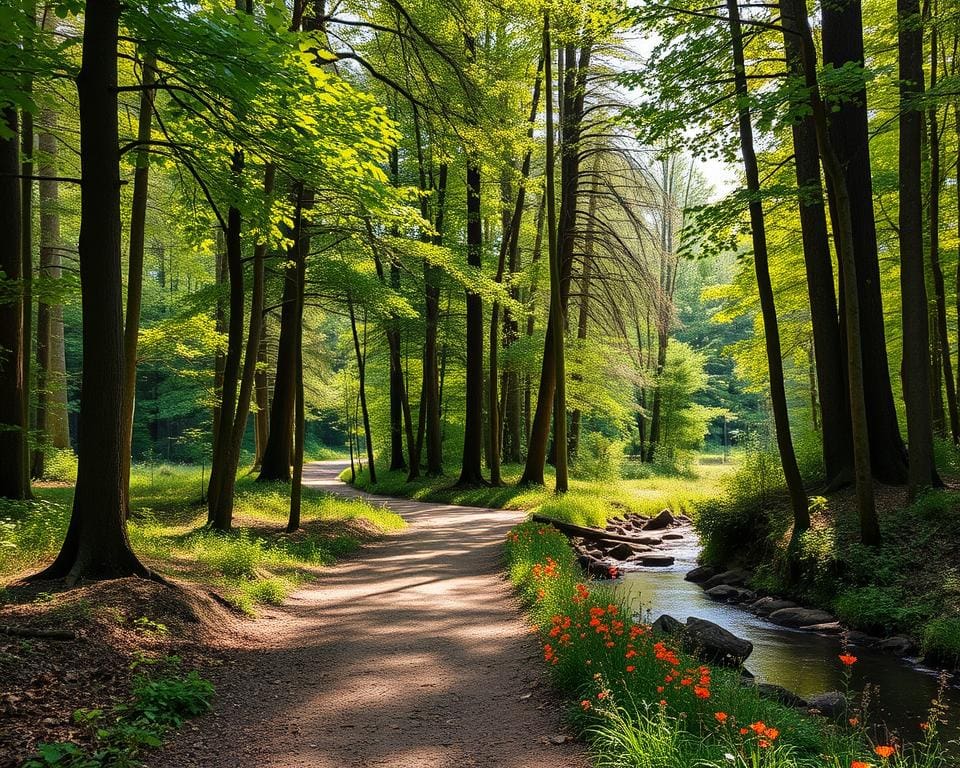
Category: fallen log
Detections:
[
  {"x1": 0, "y1": 624, "x2": 77, "y2": 641},
  {"x1": 531, "y1": 515, "x2": 662, "y2": 546}
]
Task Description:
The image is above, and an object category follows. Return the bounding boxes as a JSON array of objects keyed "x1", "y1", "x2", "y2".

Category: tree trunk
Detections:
[
  {"x1": 793, "y1": 0, "x2": 880, "y2": 544},
  {"x1": 19, "y1": 3, "x2": 35, "y2": 493},
  {"x1": 254, "y1": 324, "x2": 270, "y2": 467},
  {"x1": 258, "y1": 192, "x2": 308, "y2": 482},
  {"x1": 779, "y1": 3, "x2": 854, "y2": 482},
  {"x1": 821, "y1": 0, "x2": 908, "y2": 484},
  {"x1": 568, "y1": 162, "x2": 599, "y2": 459},
  {"x1": 897, "y1": 0, "x2": 935, "y2": 498},
  {"x1": 209, "y1": 165, "x2": 275, "y2": 529},
  {"x1": 421, "y1": 164, "x2": 447, "y2": 478},
  {"x1": 521, "y1": 39, "x2": 589, "y2": 486},
  {"x1": 120, "y1": 54, "x2": 155, "y2": 511},
  {"x1": 33, "y1": 105, "x2": 70, "y2": 477},
  {"x1": 38, "y1": 0, "x2": 150, "y2": 580},
  {"x1": 544, "y1": 13, "x2": 568, "y2": 492},
  {"x1": 727, "y1": 0, "x2": 809, "y2": 535},
  {"x1": 348, "y1": 298, "x2": 376, "y2": 484},
  {"x1": 0, "y1": 105, "x2": 31, "y2": 500},
  {"x1": 458, "y1": 158, "x2": 486, "y2": 486},
  {"x1": 926, "y1": 21, "x2": 958, "y2": 443},
  {"x1": 287, "y1": 236, "x2": 306, "y2": 533}
]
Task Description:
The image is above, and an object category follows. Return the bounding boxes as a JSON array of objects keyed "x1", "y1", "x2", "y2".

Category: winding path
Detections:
[{"x1": 151, "y1": 461, "x2": 589, "y2": 768}]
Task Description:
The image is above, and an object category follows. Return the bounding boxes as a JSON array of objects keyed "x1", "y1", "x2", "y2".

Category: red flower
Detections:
[
  {"x1": 580, "y1": 699, "x2": 591, "y2": 710},
  {"x1": 626, "y1": 665, "x2": 636, "y2": 673},
  {"x1": 839, "y1": 653, "x2": 858, "y2": 666},
  {"x1": 715, "y1": 712, "x2": 728, "y2": 724},
  {"x1": 874, "y1": 745, "x2": 895, "y2": 759},
  {"x1": 851, "y1": 762, "x2": 872, "y2": 768}
]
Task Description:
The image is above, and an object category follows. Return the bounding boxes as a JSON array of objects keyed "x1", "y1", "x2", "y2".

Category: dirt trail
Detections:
[{"x1": 151, "y1": 461, "x2": 589, "y2": 768}]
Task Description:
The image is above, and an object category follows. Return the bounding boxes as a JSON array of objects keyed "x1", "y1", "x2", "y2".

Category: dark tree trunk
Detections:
[
  {"x1": 728, "y1": 0, "x2": 809, "y2": 535},
  {"x1": 120, "y1": 54, "x2": 155, "y2": 511},
  {"x1": 898, "y1": 0, "x2": 935, "y2": 497},
  {"x1": 822, "y1": 0, "x2": 908, "y2": 484},
  {"x1": 779, "y1": 4, "x2": 854, "y2": 483},
  {"x1": 0, "y1": 106, "x2": 31, "y2": 500},
  {"x1": 258, "y1": 192, "x2": 308, "y2": 482},
  {"x1": 458, "y1": 159, "x2": 486, "y2": 486},
  {"x1": 793, "y1": 0, "x2": 880, "y2": 544},
  {"x1": 38, "y1": 0, "x2": 150, "y2": 580},
  {"x1": 19, "y1": 2, "x2": 35, "y2": 491},
  {"x1": 209, "y1": 165, "x2": 274, "y2": 530},
  {"x1": 521, "y1": 40, "x2": 589, "y2": 486},
  {"x1": 287, "y1": 236, "x2": 306, "y2": 533}
]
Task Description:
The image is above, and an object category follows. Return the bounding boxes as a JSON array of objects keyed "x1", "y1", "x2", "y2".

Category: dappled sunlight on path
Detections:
[{"x1": 150, "y1": 461, "x2": 588, "y2": 767}]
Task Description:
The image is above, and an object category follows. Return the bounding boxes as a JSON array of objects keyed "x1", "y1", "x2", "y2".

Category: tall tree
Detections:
[
  {"x1": 779, "y1": 0, "x2": 853, "y2": 484},
  {"x1": 898, "y1": 0, "x2": 934, "y2": 497},
  {"x1": 726, "y1": 0, "x2": 808, "y2": 536},
  {"x1": 39, "y1": 0, "x2": 151, "y2": 580},
  {"x1": 821, "y1": 0, "x2": 908, "y2": 484},
  {"x1": 0, "y1": 105, "x2": 31, "y2": 500}
]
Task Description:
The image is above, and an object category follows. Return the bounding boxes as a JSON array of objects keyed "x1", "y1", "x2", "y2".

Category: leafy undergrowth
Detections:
[
  {"x1": 344, "y1": 461, "x2": 730, "y2": 527},
  {"x1": 0, "y1": 578, "x2": 229, "y2": 766},
  {"x1": 504, "y1": 520, "x2": 954, "y2": 768},
  {"x1": 696, "y1": 455, "x2": 960, "y2": 667},
  {"x1": 23, "y1": 656, "x2": 213, "y2": 768},
  {"x1": 0, "y1": 463, "x2": 404, "y2": 614}
]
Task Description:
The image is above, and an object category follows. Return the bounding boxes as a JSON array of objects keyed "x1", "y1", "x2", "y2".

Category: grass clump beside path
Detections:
[
  {"x1": 0, "y1": 463, "x2": 404, "y2": 614},
  {"x1": 504, "y1": 519, "x2": 954, "y2": 768},
  {"x1": 344, "y1": 461, "x2": 731, "y2": 527}
]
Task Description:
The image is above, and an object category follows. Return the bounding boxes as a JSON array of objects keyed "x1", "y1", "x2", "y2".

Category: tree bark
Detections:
[
  {"x1": 727, "y1": 0, "x2": 809, "y2": 535},
  {"x1": 897, "y1": 0, "x2": 935, "y2": 498},
  {"x1": 258, "y1": 191, "x2": 308, "y2": 482},
  {"x1": 0, "y1": 105, "x2": 31, "y2": 500},
  {"x1": 421, "y1": 163, "x2": 447, "y2": 478},
  {"x1": 458, "y1": 157, "x2": 486, "y2": 486},
  {"x1": 120, "y1": 54, "x2": 155, "y2": 511},
  {"x1": 821, "y1": 0, "x2": 908, "y2": 484},
  {"x1": 287, "y1": 232, "x2": 306, "y2": 533},
  {"x1": 792, "y1": 0, "x2": 880, "y2": 544},
  {"x1": 253, "y1": 323, "x2": 270, "y2": 467},
  {"x1": 38, "y1": 0, "x2": 150, "y2": 580},
  {"x1": 779, "y1": 2, "x2": 854, "y2": 482}
]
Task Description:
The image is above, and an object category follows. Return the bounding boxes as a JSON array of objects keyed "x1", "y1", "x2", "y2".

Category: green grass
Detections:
[
  {"x1": 343, "y1": 460, "x2": 732, "y2": 527},
  {"x1": 504, "y1": 520, "x2": 953, "y2": 768},
  {"x1": 0, "y1": 462, "x2": 404, "y2": 614}
]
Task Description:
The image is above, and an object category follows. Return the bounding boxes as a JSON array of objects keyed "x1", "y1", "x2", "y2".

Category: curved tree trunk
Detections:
[{"x1": 728, "y1": 0, "x2": 809, "y2": 536}]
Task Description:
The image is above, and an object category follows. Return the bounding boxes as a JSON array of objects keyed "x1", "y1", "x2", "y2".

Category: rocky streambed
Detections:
[{"x1": 540, "y1": 509, "x2": 960, "y2": 742}]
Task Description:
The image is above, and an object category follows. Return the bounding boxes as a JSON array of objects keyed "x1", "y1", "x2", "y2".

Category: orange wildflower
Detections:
[
  {"x1": 715, "y1": 712, "x2": 728, "y2": 724},
  {"x1": 874, "y1": 745, "x2": 895, "y2": 759},
  {"x1": 851, "y1": 762, "x2": 872, "y2": 768},
  {"x1": 839, "y1": 653, "x2": 858, "y2": 666},
  {"x1": 580, "y1": 699, "x2": 591, "y2": 711}
]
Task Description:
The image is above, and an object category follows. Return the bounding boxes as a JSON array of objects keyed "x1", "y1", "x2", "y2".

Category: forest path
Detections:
[{"x1": 150, "y1": 460, "x2": 589, "y2": 768}]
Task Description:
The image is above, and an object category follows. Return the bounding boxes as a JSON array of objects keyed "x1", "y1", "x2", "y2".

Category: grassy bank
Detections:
[
  {"x1": 1, "y1": 462, "x2": 404, "y2": 613},
  {"x1": 505, "y1": 520, "x2": 953, "y2": 767},
  {"x1": 343, "y1": 461, "x2": 732, "y2": 527},
  {"x1": 695, "y1": 446, "x2": 960, "y2": 668}
]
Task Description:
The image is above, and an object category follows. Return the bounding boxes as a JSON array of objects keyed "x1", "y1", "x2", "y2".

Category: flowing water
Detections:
[{"x1": 617, "y1": 540, "x2": 959, "y2": 747}]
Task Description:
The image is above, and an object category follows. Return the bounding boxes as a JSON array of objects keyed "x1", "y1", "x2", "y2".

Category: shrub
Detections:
[
  {"x1": 42, "y1": 448, "x2": 79, "y2": 483},
  {"x1": 921, "y1": 617, "x2": 960, "y2": 668},
  {"x1": 572, "y1": 433, "x2": 625, "y2": 482}
]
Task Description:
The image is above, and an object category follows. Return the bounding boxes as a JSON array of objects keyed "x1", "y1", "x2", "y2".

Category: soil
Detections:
[
  {"x1": 0, "y1": 577, "x2": 240, "y2": 766},
  {"x1": 145, "y1": 461, "x2": 589, "y2": 768}
]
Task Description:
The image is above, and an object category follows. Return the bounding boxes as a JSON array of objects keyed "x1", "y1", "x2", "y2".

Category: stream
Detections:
[{"x1": 616, "y1": 542, "x2": 960, "y2": 746}]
